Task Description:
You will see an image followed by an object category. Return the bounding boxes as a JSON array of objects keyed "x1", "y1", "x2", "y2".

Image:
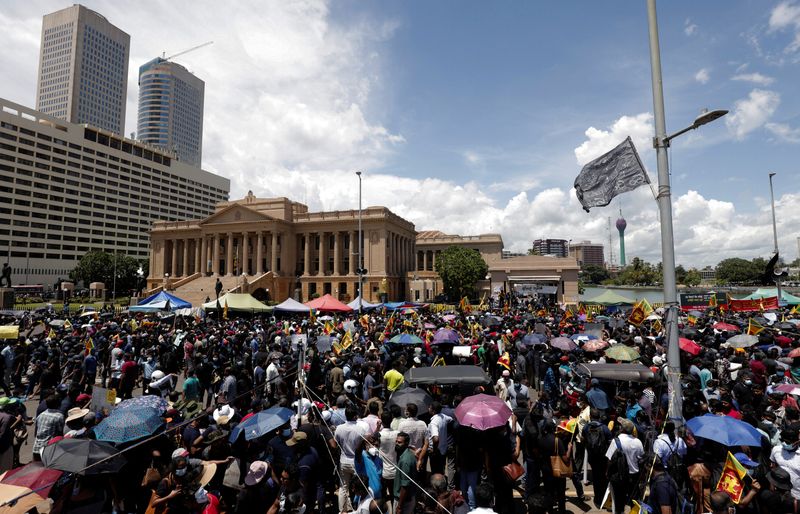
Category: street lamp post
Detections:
[
  {"x1": 647, "y1": 0, "x2": 728, "y2": 421},
  {"x1": 356, "y1": 171, "x2": 363, "y2": 316},
  {"x1": 769, "y1": 172, "x2": 782, "y2": 303}
]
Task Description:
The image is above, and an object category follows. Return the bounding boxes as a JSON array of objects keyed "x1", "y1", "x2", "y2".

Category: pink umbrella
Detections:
[
  {"x1": 679, "y1": 338, "x2": 702, "y2": 356},
  {"x1": 775, "y1": 383, "x2": 800, "y2": 395},
  {"x1": 455, "y1": 394, "x2": 512, "y2": 431},
  {"x1": 582, "y1": 339, "x2": 609, "y2": 352}
]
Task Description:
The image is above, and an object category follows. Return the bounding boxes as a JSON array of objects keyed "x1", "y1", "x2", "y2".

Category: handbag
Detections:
[
  {"x1": 550, "y1": 437, "x2": 573, "y2": 478},
  {"x1": 142, "y1": 461, "x2": 162, "y2": 488},
  {"x1": 503, "y1": 461, "x2": 524, "y2": 482}
]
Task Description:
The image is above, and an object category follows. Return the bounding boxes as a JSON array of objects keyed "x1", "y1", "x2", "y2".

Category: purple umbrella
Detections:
[
  {"x1": 432, "y1": 328, "x2": 460, "y2": 344},
  {"x1": 455, "y1": 394, "x2": 512, "y2": 431},
  {"x1": 550, "y1": 337, "x2": 577, "y2": 351}
]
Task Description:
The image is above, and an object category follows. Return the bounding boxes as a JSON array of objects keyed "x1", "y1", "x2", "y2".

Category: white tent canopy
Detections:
[
  {"x1": 347, "y1": 296, "x2": 382, "y2": 311},
  {"x1": 274, "y1": 298, "x2": 311, "y2": 313}
]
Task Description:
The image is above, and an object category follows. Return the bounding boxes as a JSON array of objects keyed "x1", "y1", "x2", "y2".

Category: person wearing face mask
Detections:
[
  {"x1": 733, "y1": 372, "x2": 755, "y2": 408},
  {"x1": 770, "y1": 426, "x2": 800, "y2": 502},
  {"x1": 354, "y1": 433, "x2": 383, "y2": 502},
  {"x1": 150, "y1": 448, "x2": 231, "y2": 514},
  {"x1": 268, "y1": 424, "x2": 298, "y2": 469}
]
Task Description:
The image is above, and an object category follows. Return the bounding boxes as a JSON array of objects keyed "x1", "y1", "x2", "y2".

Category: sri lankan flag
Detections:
[
  {"x1": 323, "y1": 320, "x2": 334, "y2": 335},
  {"x1": 747, "y1": 319, "x2": 764, "y2": 335},
  {"x1": 497, "y1": 351, "x2": 511, "y2": 370},
  {"x1": 628, "y1": 300, "x2": 646, "y2": 326},
  {"x1": 84, "y1": 337, "x2": 94, "y2": 356},
  {"x1": 708, "y1": 294, "x2": 718, "y2": 308},
  {"x1": 687, "y1": 314, "x2": 697, "y2": 326},
  {"x1": 359, "y1": 314, "x2": 370, "y2": 330},
  {"x1": 432, "y1": 356, "x2": 446, "y2": 367},
  {"x1": 48, "y1": 328, "x2": 56, "y2": 340},
  {"x1": 578, "y1": 303, "x2": 586, "y2": 317},
  {"x1": 309, "y1": 308, "x2": 316, "y2": 325},
  {"x1": 715, "y1": 452, "x2": 747, "y2": 503},
  {"x1": 458, "y1": 297, "x2": 471, "y2": 314}
]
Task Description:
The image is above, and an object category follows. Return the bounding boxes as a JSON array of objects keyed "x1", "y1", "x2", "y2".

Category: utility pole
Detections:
[
  {"x1": 769, "y1": 172, "x2": 782, "y2": 303},
  {"x1": 357, "y1": 171, "x2": 363, "y2": 316}
]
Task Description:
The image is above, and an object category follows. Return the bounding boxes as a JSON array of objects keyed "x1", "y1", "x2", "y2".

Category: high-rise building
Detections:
[
  {"x1": 36, "y1": 4, "x2": 130, "y2": 135},
  {"x1": 137, "y1": 58, "x2": 205, "y2": 167},
  {"x1": 532, "y1": 239, "x2": 568, "y2": 257},
  {"x1": 569, "y1": 241, "x2": 605, "y2": 268},
  {"x1": 0, "y1": 98, "x2": 229, "y2": 287}
]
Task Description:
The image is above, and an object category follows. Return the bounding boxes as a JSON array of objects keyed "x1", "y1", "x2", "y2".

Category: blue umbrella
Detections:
[
  {"x1": 114, "y1": 395, "x2": 168, "y2": 413},
  {"x1": 522, "y1": 333, "x2": 544, "y2": 345},
  {"x1": 229, "y1": 406, "x2": 293, "y2": 442},
  {"x1": 94, "y1": 405, "x2": 164, "y2": 443},
  {"x1": 389, "y1": 333, "x2": 424, "y2": 345},
  {"x1": 686, "y1": 414, "x2": 762, "y2": 447},
  {"x1": 432, "y1": 328, "x2": 460, "y2": 344}
]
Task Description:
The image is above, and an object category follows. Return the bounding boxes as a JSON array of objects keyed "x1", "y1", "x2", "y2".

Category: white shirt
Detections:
[
  {"x1": 379, "y1": 428, "x2": 399, "y2": 479},
  {"x1": 605, "y1": 433, "x2": 644, "y2": 473},
  {"x1": 771, "y1": 445, "x2": 800, "y2": 500},
  {"x1": 265, "y1": 362, "x2": 280, "y2": 390},
  {"x1": 652, "y1": 433, "x2": 687, "y2": 467},
  {"x1": 334, "y1": 420, "x2": 369, "y2": 466},
  {"x1": 427, "y1": 413, "x2": 452, "y2": 455},
  {"x1": 468, "y1": 508, "x2": 498, "y2": 514}
]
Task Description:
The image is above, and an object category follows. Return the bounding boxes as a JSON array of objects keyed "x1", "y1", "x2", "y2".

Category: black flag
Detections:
[
  {"x1": 574, "y1": 136, "x2": 650, "y2": 212},
  {"x1": 763, "y1": 252, "x2": 788, "y2": 285}
]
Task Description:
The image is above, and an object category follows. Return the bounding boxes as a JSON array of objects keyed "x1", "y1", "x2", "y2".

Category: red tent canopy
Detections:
[{"x1": 305, "y1": 294, "x2": 353, "y2": 312}]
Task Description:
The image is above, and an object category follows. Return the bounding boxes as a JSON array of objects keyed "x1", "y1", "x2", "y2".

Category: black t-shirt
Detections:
[
  {"x1": 648, "y1": 473, "x2": 677, "y2": 513},
  {"x1": 758, "y1": 489, "x2": 795, "y2": 513}
]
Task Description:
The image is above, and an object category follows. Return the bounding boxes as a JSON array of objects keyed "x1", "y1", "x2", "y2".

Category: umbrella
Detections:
[
  {"x1": 582, "y1": 340, "x2": 609, "y2": 352},
  {"x1": 570, "y1": 333, "x2": 598, "y2": 341},
  {"x1": 423, "y1": 323, "x2": 437, "y2": 329},
  {"x1": 679, "y1": 338, "x2": 702, "y2": 356},
  {"x1": 595, "y1": 315, "x2": 610, "y2": 321},
  {"x1": 229, "y1": 407, "x2": 293, "y2": 442},
  {"x1": 0, "y1": 462, "x2": 62, "y2": 498},
  {"x1": 94, "y1": 405, "x2": 164, "y2": 443},
  {"x1": 725, "y1": 334, "x2": 759, "y2": 349},
  {"x1": 645, "y1": 313, "x2": 662, "y2": 321},
  {"x1": 114, "y1": 395, "x2": 169, "y2": 413},
  {"x1": 455, "y1": 394, "x2": 512, "y2": 431},
  {"x1": 549, "y1": 337, "x2": 577, "y2": 351},
  {"x1": 775, "y1": 383, "x2": 800, "y2": 395},
  {"x1": 787, "y1": 319, "x2": 800, "y2": 326},
  {"x1": 713, "y1": 322, "x2": 740, "y2": 332},
  {"x1": 776, "y1": 322, "x2": 795, "y2": 331},
  {"x1": 681, "y1": 328, "x2": 700, "y2": 339},
  {"x1": 441, "y1": 314, "x2": 457, "y2": 322},
  {"x1": 686, "y1": 413, "x2": 762, "y2": 447},
  {"x1": 688, "y1": 310, "x2": 703, "y2": 318},
  {"x1": 389, "y1": 333, "x2": 424, "y2": 345},
  {"x1": 522, "y1": 333, "x2": 544, "y2": 345},
  {"x1": 481, "y1": 316, "x2": 503, "y2": 327},
  {"x1": 387, "y1": 386, "x2": 433, "y2": 412},
  {"x1": 318, "y1": 315, "x2": 333, "y2": 321},
  {"x1": 789, "y1": 348, "x2": 800, "y2": 358},
  {"x1": 41, "y1": 438, "x2": 126, "y2": 475},
  {"x1": 48, "y1": 319, "x2": 66, "y2": 327},
  {"x1": 401, "y1": 308, "x2": 417, "y2": 315},
  {"x1": 604, "y1": 345, "x2": 640, "y2": 362},
  {"x1": 432, "y1": 329, "x2": 460, "y2": 345}
]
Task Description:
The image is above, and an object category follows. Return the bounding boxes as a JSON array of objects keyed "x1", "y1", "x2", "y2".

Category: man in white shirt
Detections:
[
  {"x1": 468, "y1": 482, "x2": 498, "y2": 514},
  {"x1": 771, "y1": 426, "x2": 800, "y2": 501},
  {"x1": 378, "y1": 411, "x2": 399, "y2": 511},
  {"x1": 605, "y1": 418, "x2": 644, "y2": 514},
  {"x1": 422, "y1": 401, "x2": 452, "y2": 476},
  {"x1": 397, "y1": 403, "x2": 427, "y2": 450},
  {"x1": 652, "y1": 421, "x2": 687, "y2": 470},
  {"x1": 334, "y1": 404, "x2": 369, "y2": 512}
]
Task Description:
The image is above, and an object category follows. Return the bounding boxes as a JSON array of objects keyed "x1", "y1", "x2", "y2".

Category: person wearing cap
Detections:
[
  {"x1": 151, "y1": 448, "x2": 233, "y2": 513},
  {"x1": 235, "y1": 461, "x2": 278, "y2": 514},
  {"x1": 494, "y1": 369, "x2": 513, "y2": 403},
  {"x1": 757, "y1": 467, "x2": 794, "y2": 512},
  {"x1": 287, "y1": 430, "x2": 322, "y2": 511}
]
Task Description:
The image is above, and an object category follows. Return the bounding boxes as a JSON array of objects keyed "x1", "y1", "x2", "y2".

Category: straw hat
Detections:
[
  {"x1": 198, "y1": 463, "x2": 217, "y2": 487},
  {"x1": 66, "y1": 407, "x2": 90, "y2": 424}
]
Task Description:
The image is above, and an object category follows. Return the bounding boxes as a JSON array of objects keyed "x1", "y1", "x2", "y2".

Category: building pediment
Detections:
[{"x1": 199, "y1": 203, "x2": 275, "y2": 226}]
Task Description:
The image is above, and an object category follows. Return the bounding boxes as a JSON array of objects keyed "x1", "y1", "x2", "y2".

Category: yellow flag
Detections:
[
  {"x1": 640, "y1": 298, "x2": 654, "y2": 316},
  {"x1": 130, "y1": 319, "x2": 138, "y2": 332},
  {"x1": 64, "y1": 320, "x2": 72, "y2": 330},
  {"x1": 628, "y1": 301, "x2": 646, "y2": 326},
  {"x1": 223, "y1": 300, "x2": 229, "y2": 320},
  {"x1": 747, "y1": 319, "x2": 764, "y2": 336},
  {"x1": 48, "y1": 328, "x2": 56, "y2": 339},
  {"x1": 432, "y1": 356, "x2": 446, "y2": 367}
]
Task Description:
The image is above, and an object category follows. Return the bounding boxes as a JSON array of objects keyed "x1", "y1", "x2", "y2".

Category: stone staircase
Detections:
[{"x1": 172, "y1": 275, "x2": 244, "y2": 307}]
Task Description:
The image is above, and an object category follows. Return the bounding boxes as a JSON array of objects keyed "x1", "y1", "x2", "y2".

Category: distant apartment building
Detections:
[
  {"x1": 0, "y1": 98, "x2": 229, "y2": 286},
  {"x1": 569, "y1": 240, "x2": 605, "y2": 268},
  {"x1": 532, "y1": 238, "x2": 568, "y2": 257},
  {"x1": 36, "y1": 4, "x2": 130, "y2": 135},
  {"x1": 137, "y1": 58, "x2": 205, "y2": 167},
  {"x1": 700, "y1": 266, "x2": 716, "y2": 283}
]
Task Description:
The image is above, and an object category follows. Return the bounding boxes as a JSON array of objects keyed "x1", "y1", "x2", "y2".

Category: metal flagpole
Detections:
[
  {"x1": 769, "y1": 173, "x2": 783, "y2": 303},
  {"x1": 646, "y1": 0, "x2": 682, "y2": 419}
]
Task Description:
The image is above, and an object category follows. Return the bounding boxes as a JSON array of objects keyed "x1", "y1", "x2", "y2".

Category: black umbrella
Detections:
[
  {"x1": 776, "y1": 322, "x2": 794, "y2": 330},
  {"x1": 387, "y1": 386, "x2": 433, "y2": 412},
  {"x1": 681, "y1": 328, "x2": 699, "y2": 339},
  {"x1": 41, "y1": 439, "x2": 126, "y2": 475},
  {"x1": 480, "y1": 316, "x2": 503, "y2": 327}
]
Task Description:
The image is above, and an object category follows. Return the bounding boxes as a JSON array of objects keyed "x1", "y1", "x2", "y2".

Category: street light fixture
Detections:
[
  {"x1": 356, "y1": 171, "x2": 363, "y2": 316},
  {"x1": 647, "y1": 0, "x2": 728, "y2": 421}
]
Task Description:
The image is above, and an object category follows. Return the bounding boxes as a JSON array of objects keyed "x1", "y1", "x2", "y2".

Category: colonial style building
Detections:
[{"x1": 147, "y1": 193, "x2": 416, "y2": 305}]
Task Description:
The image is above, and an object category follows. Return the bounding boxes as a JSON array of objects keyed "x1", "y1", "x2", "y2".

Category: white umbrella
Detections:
[{"x1": 724, "y1": 334, "x2": 759, "y2": 348}]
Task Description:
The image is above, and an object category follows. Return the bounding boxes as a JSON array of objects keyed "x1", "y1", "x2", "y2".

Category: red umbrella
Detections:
[
  {"x1": 788, "y1": 348, "x2": 800, "y2": 358},
  {"x1": 776, "y1": 383, "x2": 800, "y2": 395},
  {"x1": 679, "y1": 338, "x2": 702, "y2": 356},
  {"x1": 713, "y1": 322, "x2": 739, "y2": 332},
  {"x1": 0, "y1": 462, "x2": 62, "y2": 499},
  {"x1": 455, "y1": 393, "x2": 512, "y2": 431}
]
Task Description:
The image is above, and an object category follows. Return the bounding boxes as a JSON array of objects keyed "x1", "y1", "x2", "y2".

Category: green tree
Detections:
[
  {"x1": 715, "y1": 257, "x2": 760, "y2": 284},
  {"x1": 582, "y1": 264, "x2": 609, "y2": 285},
  {"x1": 434, "y1": 245, "x2": 489, "y2": 301},
  {"x1": 614, "y1": 257, "x2": 660, "y2": 286},
  {"x1": 70, "y1": 251, "x2": 147, "y2": 294},
  {"x1": 684, "y1": 269, "x2": 702, "y2": 286},
  {"x1": 527, "y1": 247, "x2": 540, "y2": 256},
  {"x1": 675, "y1": 265, "x2": 687, "y2": 285}
]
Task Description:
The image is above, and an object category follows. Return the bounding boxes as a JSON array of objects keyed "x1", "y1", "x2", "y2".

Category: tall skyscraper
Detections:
[
  {"x1": 36, "y1": 4, "x2": 130, "y2": 135},
  {"x1": 137, "y1": 58, "x2": 205, "y2": 167}
]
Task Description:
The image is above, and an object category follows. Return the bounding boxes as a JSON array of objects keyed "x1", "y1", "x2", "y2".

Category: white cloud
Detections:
[
  {"x1": 694, "y1": 68, "x2": 710, "y2": 84},
  {"x1": 573, "y1": 113, "x2": 653, "y2": 166},
  {"x1": 463, "y1": 151, "x2": 482, "y2": 166},
  {"x1": 731, "y1": 72, "x2": 775, "y2": 85},
  {"x1": 725, "y1": 89, "x2": 780, "y2": 139},
  {"x1": 684, "y1": 19, "x2": 698, "y2": 36},
  {"x1": 769, "y1": 1, "x2": 800, "y2": 53},
  {"x1": 766, "y1": 122, "x2": 800, "y2": 142}
]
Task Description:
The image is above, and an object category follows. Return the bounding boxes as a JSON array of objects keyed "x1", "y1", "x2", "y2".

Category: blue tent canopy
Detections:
[{"x1": 130, "y1": 291, "x2": 192, "y2": 312}]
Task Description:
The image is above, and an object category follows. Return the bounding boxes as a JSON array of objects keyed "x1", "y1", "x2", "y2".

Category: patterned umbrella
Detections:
[
  {"x1": 114, "y1": 395, "x2": 168, "y2": 413},
  {"x1": 432, "y1": 328, "x2": 460, "y2": 344},
  {"x1": 604, "y1": 345, "x2": 640, "y2": 362},
  {"x1": 41, "y1": 439, "x2": 126, "y2": 475},
  {"x1": 549, "y1": 337, "x2": 577, "y2": 351},
  {"x1": 94, "y1": 405, "x2": 164, "y2": 443},
  {"x1": 455, "y1": 394, "x2": 512, "y2": 431},
  {"x1": 582, "y1": 340, "x2": 609, "y2": 352},
  {"x1": 389, "y1": 333, "x2": 424, "y2": 345}
]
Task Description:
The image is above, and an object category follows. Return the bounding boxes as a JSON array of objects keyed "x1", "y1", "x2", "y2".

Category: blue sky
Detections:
[{"x1": 2, "y1": 1, "x2": 800, "y2": 268}]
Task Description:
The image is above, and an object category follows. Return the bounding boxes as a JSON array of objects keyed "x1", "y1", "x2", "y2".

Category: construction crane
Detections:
[{"x1": 161, "y1": 41, "x2": 213, "y2": 62}]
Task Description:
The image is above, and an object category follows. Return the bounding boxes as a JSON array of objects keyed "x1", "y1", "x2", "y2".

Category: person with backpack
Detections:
[
  {"x1": 652, "y1": 421, "x2": 687, "y2": 483},
  {"x1": 647, "y1": 459, "x2": 679, "y2": 514},
  {"x1": 605, "y1": 417, "x2": 643, "y2": 514},
  {"x1": 582, "y1": 408, "x2": 612, "y2": 509}
]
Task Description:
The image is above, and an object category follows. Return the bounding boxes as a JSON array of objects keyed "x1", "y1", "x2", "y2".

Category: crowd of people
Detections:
[{"x1": 0, "y1": 293, "x2": 799, "y2": 514}]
